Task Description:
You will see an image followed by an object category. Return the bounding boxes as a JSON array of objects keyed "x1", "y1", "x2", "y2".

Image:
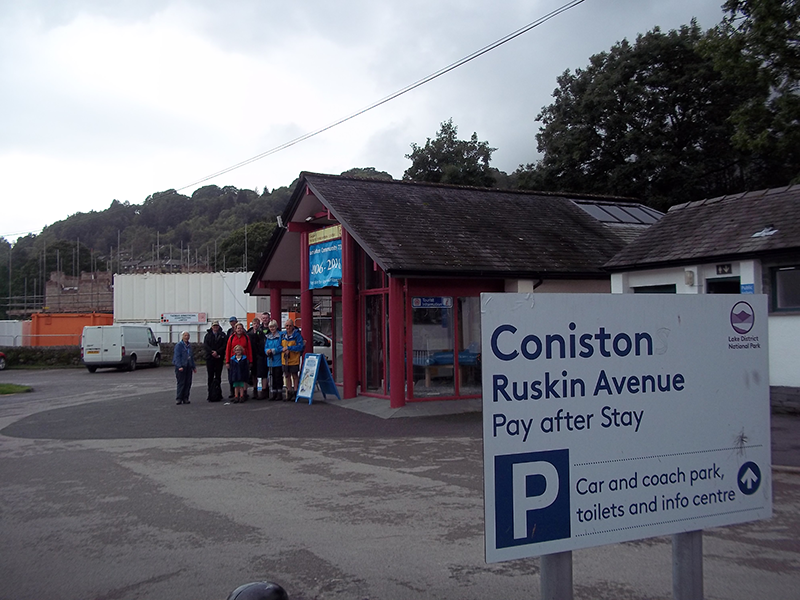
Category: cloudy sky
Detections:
[{"x1": 1, "y1": 0, "x2": 728, "y2": 242}]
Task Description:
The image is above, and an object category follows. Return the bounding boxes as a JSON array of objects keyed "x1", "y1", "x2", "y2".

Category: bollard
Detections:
[{"x1": 227, "y1": 581, "x2": 289, "y2": 600}]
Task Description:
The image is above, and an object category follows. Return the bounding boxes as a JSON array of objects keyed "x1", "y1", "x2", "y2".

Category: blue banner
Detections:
[{"x1": 309, "y1": 239, "x2": 342, "y2": 289}]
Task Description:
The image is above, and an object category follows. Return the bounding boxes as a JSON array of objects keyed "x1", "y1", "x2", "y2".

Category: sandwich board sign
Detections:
[
  {"x1": 297, "y1": 353, "x2": 340, "y2": 404},
  {"x1": 481, "y1": 293, "x2": 772, "y2": 563}
]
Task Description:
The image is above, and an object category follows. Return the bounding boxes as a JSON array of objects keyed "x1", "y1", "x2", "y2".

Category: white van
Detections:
[{"x1": 81, "y1": 325, "x2": 162, "y2": 372}]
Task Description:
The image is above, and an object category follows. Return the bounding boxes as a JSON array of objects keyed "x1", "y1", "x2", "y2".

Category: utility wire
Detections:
[{"x1": 176, "y1": 0, "x2": 587, "y2": 192}]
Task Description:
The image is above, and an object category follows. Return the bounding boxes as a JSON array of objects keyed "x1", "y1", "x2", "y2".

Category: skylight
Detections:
[{"x1": 572, "y1": 201, "x2": 662, "y2": 224}]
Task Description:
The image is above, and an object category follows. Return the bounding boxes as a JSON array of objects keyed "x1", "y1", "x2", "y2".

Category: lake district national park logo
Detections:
[{"x1": 730, "y1": 301, "x2": 755, "y2": 335}]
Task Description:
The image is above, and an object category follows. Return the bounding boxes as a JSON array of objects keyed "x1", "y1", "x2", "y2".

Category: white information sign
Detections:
[
  {"x1": 482, "y1": 293, "x2": 772, "y2": 563},
  {"x1": 161, "y1": 312, "x2": 207, "y2": 325}
]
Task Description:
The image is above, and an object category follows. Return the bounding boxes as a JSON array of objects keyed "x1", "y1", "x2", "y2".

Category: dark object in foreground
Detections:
[{"x1": 227, "y1": 581, "x2": 288, "y2": 600}]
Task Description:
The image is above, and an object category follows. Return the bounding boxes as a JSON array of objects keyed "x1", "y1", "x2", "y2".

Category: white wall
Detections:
[
  {"x1": 768, "y1": 315, "x2": 800, "y2": 387},
  {"x1": 505, "y1": 279, "x2": 611, "y2": 293},
  {"x1": 612, "y1": 261, "x2": 799, "y2": 388},
  {"x1": 113, "y1": 272, "x2": 266, "y2": 343}
]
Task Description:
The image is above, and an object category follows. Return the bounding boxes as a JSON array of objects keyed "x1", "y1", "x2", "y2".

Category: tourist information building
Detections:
[{"x1": 246, "y1": 172, "x2": 661, "y2": 408}]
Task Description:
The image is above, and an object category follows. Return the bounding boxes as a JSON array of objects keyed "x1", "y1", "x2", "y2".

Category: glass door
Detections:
[{"x1": 364, "y1": 294, "x2": 385, "y2": 393}]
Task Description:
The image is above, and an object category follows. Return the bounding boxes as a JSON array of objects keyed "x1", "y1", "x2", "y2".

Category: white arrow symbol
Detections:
[{"x1": 740, "y1": 468, "x2": 758, "y2": 490}]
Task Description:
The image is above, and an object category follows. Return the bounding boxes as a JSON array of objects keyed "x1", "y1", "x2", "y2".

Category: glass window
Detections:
[
  {"x1": 621, "y1": 206, "x2": 661, "y2": 224},
  {"x1": 574, "y1": 203, "x2": 615, "y2": 221},
  {"x1": 333, "y1": 300, "x2": 343, "y2": 384},
  {"x1": 411, "y1": 305, "x2": 454, "y2": 397},
  {"x1": 313, "y1": 295, "x2": 333, "y2": 337},
  {"x1": 457, "y1": 297, "x2": 481, "y2": 396},
  {"x1": 774, "y1": 267, "x2": 800, "y2": 310},
  {"x1": 282, "y1": 295, "x2": 301, "y2": 313},
  {"x1": 573, "y1": 201, "x2": 662, "y2": 224},
  {"x1": 601, "y1": 205, "x2": 641, "y2": 223},
  {"x1": 385, "y1": 294, "x2": 391, "y2": 393}
]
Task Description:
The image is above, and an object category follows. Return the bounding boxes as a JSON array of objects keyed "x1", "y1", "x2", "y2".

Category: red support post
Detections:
[
  {"x1": 299, "y1": 231, "x2": 313, "y2": 355},
  {"x1": 341, "y1": 230, "x2": 358, "y2": 399},
  {"x1": 270, "y1": 287, "x2": 281, "y2": 324},
  {"x1": 388, "y1": 275, "x2": 405, "y2": 408}
]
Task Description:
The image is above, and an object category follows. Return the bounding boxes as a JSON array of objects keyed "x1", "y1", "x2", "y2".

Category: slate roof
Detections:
[
  {"x1": 296, "y1": 172, "x2": 654, "y2": 278},
  {"x1": 606, "y1": 185, "x2": 800, "y2": 270}
]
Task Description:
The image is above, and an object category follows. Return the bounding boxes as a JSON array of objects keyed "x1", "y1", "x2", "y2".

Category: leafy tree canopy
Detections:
[
  {"x1": 403, "y1": 119, "x2": 497, "y2": 187},
  {"x1": 339, "y1": 167, "x2": 394, "y2": 180},
  {"x1": 1, "y1": 184, "x2": 294, "y2": 318},
  {"x1": 217, "y1": 221, "x2": 276, "y2": 272},
  {"x1": 517, "y1": 23, "x2": 762, "y2": 209},
  {"x1": 703, "y1": 0, "x2": 800, "y2": 184},
  {"x1": 519, "y1": 1, "x2": 799, "y2": 208}
]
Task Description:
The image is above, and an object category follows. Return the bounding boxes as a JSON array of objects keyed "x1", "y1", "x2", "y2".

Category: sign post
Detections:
[{"x1": 481, "y1": 293, "x2": 771, "y2": 594}]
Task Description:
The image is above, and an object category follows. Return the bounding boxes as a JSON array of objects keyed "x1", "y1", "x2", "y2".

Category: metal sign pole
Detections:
[
  {"x1": 541, "y1": 551, "x2": 573, "y2": 600},
  {"x1": 672, "y1": 530, "x2": 703, "y2": 600}
]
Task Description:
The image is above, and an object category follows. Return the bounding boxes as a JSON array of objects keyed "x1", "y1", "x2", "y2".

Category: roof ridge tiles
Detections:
[{"x1": 301, "y1": 171, "x2": 641, "y2": 203}]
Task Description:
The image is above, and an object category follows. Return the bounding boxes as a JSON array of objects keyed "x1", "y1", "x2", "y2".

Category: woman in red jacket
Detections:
[{"x1": 225, "y1": 322, "x2": 253, "y2": 399}]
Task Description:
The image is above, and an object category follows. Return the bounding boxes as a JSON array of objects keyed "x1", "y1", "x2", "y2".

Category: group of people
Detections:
[{"x1": 188, "y1": 314, "x2": 306, "y2": 405}]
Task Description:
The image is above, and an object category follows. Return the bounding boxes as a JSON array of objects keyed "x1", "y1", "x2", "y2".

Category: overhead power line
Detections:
[{"x1": 176, "y1": 0, "x2": 587, "y2": 192}]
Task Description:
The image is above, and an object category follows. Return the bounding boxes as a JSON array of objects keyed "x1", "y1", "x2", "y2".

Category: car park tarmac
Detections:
[{"x1": 0, "y1": 367, "x2": 798, "y2": 600}]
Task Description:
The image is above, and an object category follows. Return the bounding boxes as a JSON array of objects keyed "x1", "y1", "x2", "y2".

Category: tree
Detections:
[
  {"x1": 519, "y1": 23, "x2": 758, "y2": 209},
  {"x1": 403, "y1": 119, "x2": 497, "y2": 187},
  {"x1": 217, "y1": 221, "x2": 276, "y2": 272},
  {"x1": 340, "y1": 167, "x2": 394, "y2": 180},
  {"x1": 704, "y1": 0, "x2": 800, "y2": 185}
]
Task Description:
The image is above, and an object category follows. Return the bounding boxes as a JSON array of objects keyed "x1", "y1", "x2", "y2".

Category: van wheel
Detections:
[
  {"x1": 128, "y1": 356, "x2": 137, "y2": 372},
  {"x1": 87, "y1": 366, "x2": 97, "y2": 373},
  {"x1": 152, "y1": 353, "x2": 161, "y2": 368}
]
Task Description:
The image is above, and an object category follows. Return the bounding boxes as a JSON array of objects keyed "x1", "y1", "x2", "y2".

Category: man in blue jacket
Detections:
[{"x1": 173, "y1": 330, "x2": 197, "y2": 405}]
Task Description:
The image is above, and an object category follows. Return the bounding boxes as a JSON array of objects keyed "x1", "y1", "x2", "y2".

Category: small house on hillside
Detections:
[
  {"x1": 246, "y1": 172, "x2": 661, "y2": 407},
  {"x1": 605, "y1": 185, "x2": 800, "y2": 410}
]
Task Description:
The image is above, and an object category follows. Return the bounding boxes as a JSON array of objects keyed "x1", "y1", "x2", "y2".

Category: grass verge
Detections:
[{"x1": 0, "y1": 383, "x2": 32, "y2": 395}]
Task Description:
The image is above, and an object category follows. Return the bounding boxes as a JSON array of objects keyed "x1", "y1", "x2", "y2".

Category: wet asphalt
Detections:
[{"x1": 0, "y1": 367, "x2": 798, "y2": 600}]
